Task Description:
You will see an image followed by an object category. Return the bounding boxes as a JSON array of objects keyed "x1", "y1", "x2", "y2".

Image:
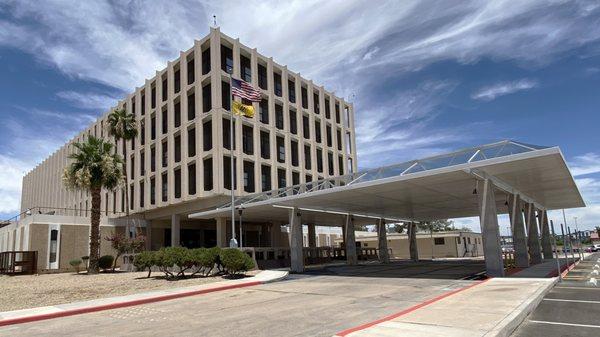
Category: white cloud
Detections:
[
  {"x1": 471, "y1": 79, "x2": 538, "y2": 101},
  {"x1": 0, "y1": 155, "x2": 30, "y2": 214},
  {"x1": 569, "y1": 153, "x2": 600, "y2": 176},
  {"x1": 56, "y1": 91, "x2": 120, "y2": 111}
]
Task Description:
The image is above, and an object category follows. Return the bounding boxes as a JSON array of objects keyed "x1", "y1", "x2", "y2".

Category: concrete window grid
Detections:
[{"x1": 20, "y1": 28, "x2": 357, "y2": 219}]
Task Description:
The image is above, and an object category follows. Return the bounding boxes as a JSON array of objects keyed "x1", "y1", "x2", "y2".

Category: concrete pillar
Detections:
[
  {"x1": 525, "y1": 203, "x2": 542, "y2": 264},
  {"x1": 477, "y1": 179, "x2": 505, "y2": 277},
  {"x1": 539, "y1": 210, "x2": 553, "y2": 260},
  {"x1": 171, "y1": 214, "x2": 180, "y2": 247},
  {"x1": 270, "y1": 222, "x2": 281, "y2": 247},
  {"x1": 507, "y1": 194, "x2": 529, "y2": 268},
  {"x1": 216, "y1": 217, "x2": 227, "y2": 248},
  {"x1": 308, "y1": 224, "x2": 317, "y2": 248},
  {"x1": 377, "y1": 218, "x2": 389, "y2": 263},
  {"x1": 145, "y1": 221, "x2": 152, "y2": 251},
  {"x1": 408, "y1": 222, "x2": 418, "y2": 261},
  {"x1": 345, "y1": 215, "x2": 357, "y2": 265},
  {"x1": 289, "y1": 208, "x2": 304, "y2": 273}
]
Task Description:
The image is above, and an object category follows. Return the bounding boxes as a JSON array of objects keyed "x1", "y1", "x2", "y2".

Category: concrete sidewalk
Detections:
[
  {"x1": 0, "y1": 270, "x2": 287, "y2": 326},
  {"x1": 337, "y1": 277, "x2": 557, "y2": 337}
]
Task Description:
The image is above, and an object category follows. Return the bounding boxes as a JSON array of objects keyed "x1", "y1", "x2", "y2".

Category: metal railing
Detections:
[{"x1": 0, "y1": 251, "x2": 38, "y2": 275}]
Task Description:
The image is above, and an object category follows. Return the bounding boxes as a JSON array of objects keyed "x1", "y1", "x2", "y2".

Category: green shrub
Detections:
[
  {"x1": 98, "y1": 255, "x2": 114, "y2": 271},
  {"x1": 220, "y1": 249, "x2": 255, "y2": 275},
  {"x1": 154, "y1": 247, "x2": 194, "y2": 278},
  {"x1": 134, "y1": 251, "x2": 156, "y2": 278},
  {"x1": 69, "y1": 259, "x2": 82, "y2": 273}
]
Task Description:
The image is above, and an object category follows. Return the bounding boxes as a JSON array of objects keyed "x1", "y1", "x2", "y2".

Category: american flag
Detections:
[{"x1": 231, "y1": 78, "x2": 262, "y2": 102}]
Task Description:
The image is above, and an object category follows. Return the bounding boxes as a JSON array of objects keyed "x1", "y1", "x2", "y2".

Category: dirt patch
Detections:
[{"x1": 0, "y1": 270, "x2": 258, "y2": 312}]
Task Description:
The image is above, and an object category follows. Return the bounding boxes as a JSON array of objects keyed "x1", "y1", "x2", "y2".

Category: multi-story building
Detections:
[{"x1": 1, "y1": 27, "x2": 357, "y2": 271}]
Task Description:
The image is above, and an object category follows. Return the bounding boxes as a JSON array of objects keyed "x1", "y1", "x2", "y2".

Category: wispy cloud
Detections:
[
  {"x1": 569, "y1": 153, "x2": 600, "y2": 176},
  {"x1": 471, "y1": 79, "x2": 538, "y2": 101},
  {"x1": 56, "y1": 91, "x2": 120, "y2": 111}
]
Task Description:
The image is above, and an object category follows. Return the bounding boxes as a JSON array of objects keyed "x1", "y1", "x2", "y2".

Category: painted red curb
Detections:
[
  {"x1": 335, "y1": 278, "x2": 491, "y2": 337},
  {"x1": 0, "y1": 280, "x2": 263, "y2": 327},
  {"x1": 545, "y1": 259, "x2": 579, "y2": 278}
]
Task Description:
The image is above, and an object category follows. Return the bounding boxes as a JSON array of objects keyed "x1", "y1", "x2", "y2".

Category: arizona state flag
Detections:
[{"x1": 233, "y1": 101, "x2": 254, "y2": 118}]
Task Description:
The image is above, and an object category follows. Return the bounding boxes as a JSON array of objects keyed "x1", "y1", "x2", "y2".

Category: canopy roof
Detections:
[{"x1": 190, "y1": 141, "x2": 585, "y2": 225}]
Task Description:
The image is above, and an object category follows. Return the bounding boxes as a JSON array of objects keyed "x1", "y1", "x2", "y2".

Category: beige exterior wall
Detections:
[{"x1": 19, "y1": 27, "x2": 358, "y2": 222}]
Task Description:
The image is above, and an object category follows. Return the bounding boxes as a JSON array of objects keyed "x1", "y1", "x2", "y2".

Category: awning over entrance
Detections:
[{"x1": 189, "y1": 140, "x2": 585, "y2": 224}]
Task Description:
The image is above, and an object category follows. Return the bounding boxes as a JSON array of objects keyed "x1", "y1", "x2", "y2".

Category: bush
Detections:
[
  {"x1": 220, "y1": 249, "x2": 255, "y2": 275},
  {"x1": 98, "y1": 255, "x2": 114, "y2": 271},
  {"x1": 134, "y1": 251, "x2": 155, "y2": 278},
  {"x1": 69, "y1": 259, "x2": 82, "y2": 273},
  {"x1": 154, "y1": 247, "x2": 194, "y2": 279},
  {"x1": 189, "y1": 247, "x2": 221, "y2": 276}
]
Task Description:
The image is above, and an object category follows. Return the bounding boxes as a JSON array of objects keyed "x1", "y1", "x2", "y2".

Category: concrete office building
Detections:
[{"x1": 2, "y1": 27, "x2": 358, "y2": 271}]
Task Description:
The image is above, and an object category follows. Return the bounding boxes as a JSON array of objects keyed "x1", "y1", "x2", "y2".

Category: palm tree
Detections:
[
  {"x1": 106, "y1": 108, "x2": 138, "y2": 218},
  {"x1": 63, "y1": 137, "x2": 123, "y2": 274}
]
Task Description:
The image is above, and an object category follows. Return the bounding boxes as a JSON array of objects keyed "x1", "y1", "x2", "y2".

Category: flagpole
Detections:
[{"x1": 229, "y1": 74, "x2": 238, "y2": 248}]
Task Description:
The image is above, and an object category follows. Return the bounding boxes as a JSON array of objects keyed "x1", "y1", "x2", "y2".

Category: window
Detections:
[
  {"x1": 325, "y1": 97, "x2": 330, "y2": 119},
  {"x1": 203, "y1": 120, "x2": 212, "y2": 151},
  {"x1": 150, "y1": 177, "x2": 156, "y2": 205},
  {"x1": 313, "y1": 93, "x2": 320, "y2": 114},
  {"x1": 243, "y1": 161, "x2": 255, "y2": 192},
  {"x1": 326, "y1": 125, "x2": 332, "y2": 147},
  {"x1": 315, "y1": 121, "x2": 321, "y2": 143},
  {"x1": 130, "y1": 184, "x2": 134, "y2": 210},
  {"x1": 261, "y1": 165, "x2": 271, "y2": 191},
  {"x1": 161, "y1": 172, "x2": 168, "y2": 202},
  {"x1": 259, "y1": 99, "x2": 269, "y2": 124},
  {"x1": 289, "y1": 109, "x2": 297, "y2": 134},
  {"x1": 303, "y1": 115, "x2": 310, "y2": 139},
  {"x1": 174, "y1": 134, "x2": 181, "y2": 163},
  {"x1": 130, "y1": 155, "x2": 134, "y2": 177},
  {"x1": 187, "y1": 57, "x2": 195, "y2": 84},
  {"x1": 151, "y1": 115, "x2": 156, "y2": 140},
  {"x1": 275, "y1": 104, "x2": 284, "y2": 129},
  {"x1": 242, "y1": 125, "x2": 253, "y2": 155},
  {"x1": 162, "y1": 77, "x2": 168, "y2": 102},
  {"x1": 276, "y1": 136, "x2": 285, "y2": 163},
  {"x1": 131, "y1": 99, "x2": 136, "y2": 118},
  {"x1": 223, "y1": 156, "x2": 237, "y2": 190},
  {"x1": 174, "y1": 101, "x2": 181, "y2": 128},
  {"x1": 336, "y1": 129, "x2": 342, "y2": 151},
  {"x1": 150, "y1": 147, "x2": 156, "y2": 172},
  {"x1": 260, "y1": 131, "x2": 270, "y2": 159},
  {"x1": 240, "y1": 55, "x2": 251, "y2": 82},
  {"x1": 174, "y1": 168, "x2": 181, "y2": 198},
  {"x1": 202, "y1": 83, "x2": 211, "y2": 112},
  {"x1": 434, "y1": 238, "x2": 445, "y2": 245},
  {"x1": 317, "y1": 148, "x2": 323, "y2": 173},
  {"x1": 174, "y1": 69, "x2": 181, "y2": 94},
  {"x1": 335, "y1": 103, "x2": 340, "y2": 123},
  {"x1": 140, "y1": 120, "x2": 145, "y2": 146},
  {"x1": 222, "y1": 81, "x2": 231, "y2": 111},
  {"x1": 140, "y1": 151, "x2": 145, "y2": 176},
  {"x1": 188, "y1": 163, "x2": 196, "y2": 195},
  {"x1": 187, "y1": 93, "x2": 195, "y2": 120},
  {"x1": 188, "y1": 128, "x2": 196, "y2": 157},
  {"x1": 162, "y1": 140, "x2": 168, "y2": 168},
  {"x1": 304, "y1": 145, "x2": 311, "y2": 170},
  {"x1": 49, "y1": 229, "x2": 58, "y2": 264},
  {"x1": 288, "y1": 80, "x2": 296, "y2": 103},
  {"x1": 221, "y1": 45, "x2": 233, "y2": 73},
  {"x1": 203, "y1": 158, "x2": 213, "y2": 190},
  {"x1": 277, "y1": 168, "x2": 286, "y2": 189},
  {"x1": 338, "y1": 156, "x2": 344, "y2": 175},
  {"x1": 328, "y1": 152, "x2": 334, "y2": 175},
  {"x1": 151, "y1": 85, "x2": 156, "y2": 109},
  {"x1": 202, "y1": 48, "x2": 210, "y2": 75},
  {"x1": 162, "y1": 107, "x2": 168, "y2": 134},
  {"x1": 291, "y1": 140, "x2": 299, "y2": 167},
  {"x1": 305, "y1": 174, "x2": 312, "y2": 183},
  {"x1": 292, "y1": 171, "x2": 299, "y2": 185},
  {"x1": 139, "y1": 181, "x2": 145, "y2": 208},
  {"x1": 274, "y1": 73, "x2": 282, "y2": 96},
  {"x1": 258, "y1": 64, "x2": 267, "y2": 90},
  {"x1": 301, "y1": 87, "x2": 308, "y2": 109},
  {"x1": 141, "y1": 93, "x2": 146, "y2": 115},
  {"x1": 222, "y1": 118, "x2": 235, "y2": 150}
]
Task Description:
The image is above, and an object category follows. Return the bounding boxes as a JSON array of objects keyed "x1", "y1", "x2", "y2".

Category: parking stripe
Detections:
[
  {"x1": 529, "y1": 320, "x2": 600, "y2": 329},
  {"x1": 555, "y1": 286, "x2": 600, "y2": 290},
  {"x1": 543, "y1": 298, "x2": 600, "y2": 304}
]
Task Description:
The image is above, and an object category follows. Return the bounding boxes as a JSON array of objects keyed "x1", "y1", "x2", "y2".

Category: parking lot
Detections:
[
  {"x1": 512, "y1": 252, "x2": 600, "y2": 336},
  {"x1": 0, "y1": 260, "x2": 484, "y2": 337}
]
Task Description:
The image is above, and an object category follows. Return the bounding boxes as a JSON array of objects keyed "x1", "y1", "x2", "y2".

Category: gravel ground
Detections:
[{"x1": 0, "y1": 270, "x2": 258, "y2": 312}]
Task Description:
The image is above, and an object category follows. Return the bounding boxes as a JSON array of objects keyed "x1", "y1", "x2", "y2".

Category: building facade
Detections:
[{"x1": 3, "y1": 27, "x2": 358, "y2": 271}]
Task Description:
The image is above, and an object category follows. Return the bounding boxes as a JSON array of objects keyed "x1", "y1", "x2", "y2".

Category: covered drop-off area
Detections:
[{"x1": 190, "y1": 141, "x2": 585, "y2": 277}]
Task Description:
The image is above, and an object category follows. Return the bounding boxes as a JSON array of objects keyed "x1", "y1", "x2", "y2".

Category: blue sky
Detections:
[{"x1": 1, "y1": 0, "x2": 600, "y2": 233}]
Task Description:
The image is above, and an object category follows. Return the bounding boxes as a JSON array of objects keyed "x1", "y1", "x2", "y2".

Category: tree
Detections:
[
  {"x1": 105, "y1": 232, "x2": 146, "y2": 271},
  {"x1": 106, "y1": 108, "x2": 138, "y2": 218},
  {"x1": 418, "y1": 219, "x2": 455, "y2": 232},
  {"x1": 63, "y1": 137, "x2": 123, "y2": 274}
]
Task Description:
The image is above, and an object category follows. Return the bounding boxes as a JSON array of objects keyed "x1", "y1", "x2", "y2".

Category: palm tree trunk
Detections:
[
  {"x1": 88, "y1": 186, "x2": 102, "y2": 274},
  {"x1": 122, "y1": 139, "x2": 130, "y2": 218}
]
